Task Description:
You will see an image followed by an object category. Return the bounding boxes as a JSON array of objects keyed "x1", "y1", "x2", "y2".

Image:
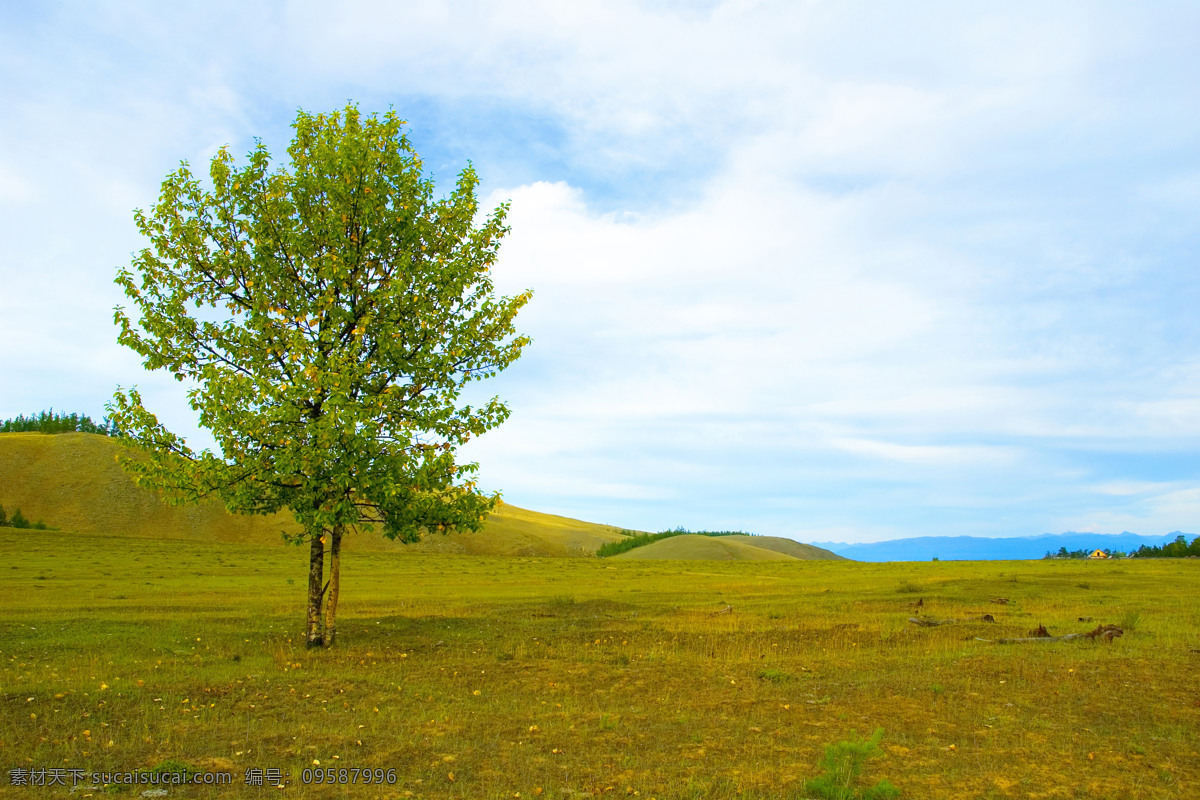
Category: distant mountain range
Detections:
[{"x1": 810, "y1": 531, "x2": 1193, "y2": 562}]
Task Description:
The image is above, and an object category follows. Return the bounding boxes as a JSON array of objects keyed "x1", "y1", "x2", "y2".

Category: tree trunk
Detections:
[
  {"x1": 323, "y1": 525, "x2": 344, "y2": 648},
  {"x1": 306, "y1": 531, "x2": 325, "y2": 648}
]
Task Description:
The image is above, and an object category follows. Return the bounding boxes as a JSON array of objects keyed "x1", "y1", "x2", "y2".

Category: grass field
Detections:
[{"x1": 4, "y1": 529, "x2": 1198, "y2": 799}]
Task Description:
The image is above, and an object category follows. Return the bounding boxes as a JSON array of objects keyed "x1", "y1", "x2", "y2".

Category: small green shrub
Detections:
[
  {"x1": 10, "y1": 509, "x2": 29, "y2": 529},
  {"x1": 127, "y1": 759, "x2": 197, "y2": 789},
  {"x1": 148, "y1": 758, "x2": 195, "y2": 776},
  {"x1": 804, "y1": 727, "x2": 900, "y2": 800}
]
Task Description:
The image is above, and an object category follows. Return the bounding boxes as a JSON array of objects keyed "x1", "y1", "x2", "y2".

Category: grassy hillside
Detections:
[
  {"x1": 0, "y1": 432, "x2": 629, "y2": 556},
  {"x1": 613, "y1": 533, "x2": 844, "y2": 561},
  {"x1": 732, "y1": 534, "x2": 846, "y2": 561},
  {"x1": 5, "y1": 528, "x2": 1197, "y2": 799},
  {"x1": 408, "y1": 503, "x2": 629, "y2": 557}
]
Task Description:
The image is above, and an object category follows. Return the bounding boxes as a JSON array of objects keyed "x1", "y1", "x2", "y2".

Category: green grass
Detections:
[{"x1": 4, "y1": 529, "x2": 1199, "y2": 799}]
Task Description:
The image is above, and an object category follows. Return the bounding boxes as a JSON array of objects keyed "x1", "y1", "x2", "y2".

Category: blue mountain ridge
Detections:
[{"x1": 808, "y1": 531, "x2": 1194, "y2": 562}]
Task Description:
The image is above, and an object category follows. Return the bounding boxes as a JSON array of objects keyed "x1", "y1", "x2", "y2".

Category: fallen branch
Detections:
[
  {"x1": 977, "y1": 624, "x2": 1123, "y2": 645},
  {"x1": 1085, "y1": 624, "x2": 1124, "y2": 641},
  {"x1": 712, "y1": 604, "x2": 733, "y2": 616}
]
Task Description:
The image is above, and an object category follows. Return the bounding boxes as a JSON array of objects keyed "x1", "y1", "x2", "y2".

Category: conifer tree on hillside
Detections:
[{"x1": 0, "y1": 409, "x2": 120, "y2": 435}]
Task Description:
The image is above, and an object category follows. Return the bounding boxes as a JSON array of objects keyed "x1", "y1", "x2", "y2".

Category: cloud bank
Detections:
[{"x1": 2, "y1": 1, "x2": 1199, "y2": 541}]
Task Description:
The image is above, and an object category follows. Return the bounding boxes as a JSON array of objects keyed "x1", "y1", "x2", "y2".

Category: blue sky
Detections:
[{"x1": 2, "y1": 2, "x2": 1199, "y2": 543}]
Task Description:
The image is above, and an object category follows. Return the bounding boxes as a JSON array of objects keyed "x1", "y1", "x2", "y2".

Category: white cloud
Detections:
[
  {"x1": 1056, "y1": 485, "x2": 1200, "y2": 535},
  {"x1": 0, "y1": 162, "x2": 33, "y2": 205},
  {"x1": 828, "y1": 438, "x2": 1021, "y2": 467},
  {"x1": 1089, "y1": 480, "x2": 1182, "y2": 497},
  {"x1": 3, "y1": 1, "x2": 1200, "y2": 541}
]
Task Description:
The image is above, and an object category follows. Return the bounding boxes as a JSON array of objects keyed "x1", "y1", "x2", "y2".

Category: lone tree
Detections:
[{"x1": 110, "y1": 105, "x2": 531, "y2": 647}]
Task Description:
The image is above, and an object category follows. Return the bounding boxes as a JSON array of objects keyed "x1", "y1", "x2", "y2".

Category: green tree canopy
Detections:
[{"x1": 110, "y1": 105, "x2": 531, "y2": 646}]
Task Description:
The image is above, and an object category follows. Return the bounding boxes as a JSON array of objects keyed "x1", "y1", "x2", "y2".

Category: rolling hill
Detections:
[
  {"x1": 612, "y1": 533, "x2": 844, "y2": 561},
  {"x1": 0, "y1": 432, "x2": 628, "y2": 556}
]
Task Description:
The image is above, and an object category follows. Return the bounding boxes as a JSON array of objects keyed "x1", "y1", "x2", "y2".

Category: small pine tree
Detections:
[
  {"x1": 805, "y1": 728, "x2": 900, "y2": 800},
  {"x1": 10, "y1": 508, "x2": 30, "y2": 529}
]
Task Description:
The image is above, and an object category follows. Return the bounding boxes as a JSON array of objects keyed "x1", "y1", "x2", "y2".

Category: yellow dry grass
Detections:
[
  {"x1": 3, "y1": 530, "x2": 1198, "y2": 800},
  {"x1": 0, "y1": 432, "x2": 630, "y2": 556},
  {"x1": 615, "y1": 534, "x2": 846, "y2": 562},
  {"x1": 5, "y1": 430, "x2": 1199, "y2": 798},
  {"x1": 614, "y1": 534, "x2": 798, "y2": 561}
]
